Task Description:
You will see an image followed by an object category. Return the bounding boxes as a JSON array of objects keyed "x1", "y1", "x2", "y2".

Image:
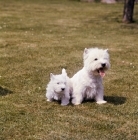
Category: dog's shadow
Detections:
[
  {"x1": 0, "y1": 86, "x2": 13, "y2": 96},
  {"x1": 83, "y1": 96, "x2": 126, "y2": 105},
  {"x1": 104, "y1": 96, "x2": 126, "y2": 105}
]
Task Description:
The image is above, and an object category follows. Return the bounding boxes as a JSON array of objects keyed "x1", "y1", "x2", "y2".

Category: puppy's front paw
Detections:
[
  {"x1": 47, "y1": 98, "x2": 52, "y2": 102},
  {"x1": 96, "y1": 100, "x2": 107, "y2": 104}
]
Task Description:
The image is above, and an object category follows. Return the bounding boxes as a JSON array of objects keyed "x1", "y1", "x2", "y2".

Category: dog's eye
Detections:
[
  {"x1": 94, "y1": 58, "x2": 98, "y2": 61},
  {"x1": 57, "y1": 82, "x2": 59, "y2": 84}
]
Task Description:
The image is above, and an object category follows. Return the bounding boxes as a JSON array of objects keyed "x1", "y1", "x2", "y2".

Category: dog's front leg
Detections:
[
  {"x1": 95, "y1": 87, "x2": 107, "y2": 104},
  {"x1": 61, "y1": 95, "x2": 70, "y2": 106},
  {"x1": 71, "y1": 89, "x2": 83, "y2": 105},
  {"x1": 46, "y1": 92, "x2": 53, "y2": 102}
]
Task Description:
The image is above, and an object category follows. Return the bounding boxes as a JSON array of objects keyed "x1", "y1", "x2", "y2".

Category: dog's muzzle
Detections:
[{"x1": 97, "y1": 63, "x2": 107, "y2": 77}]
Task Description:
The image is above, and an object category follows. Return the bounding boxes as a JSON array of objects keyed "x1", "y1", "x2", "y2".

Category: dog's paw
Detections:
[
  {"x1": 72, "y1": 98, "x2": 81, "y2": 105},
  {"x1": 72, "y1": 102, "x2": 81, "y2": 105},
  {"x1": 47, "y1": 99, "x2": 52, "y2": 102},
  {"x1": 96, "y1": 100, "x2": 107, "y2": 104},
  {"x1": 61, "y1": 101, "x2": 69, "y2": 106},
  {"x1": 61, "y1": 103, "x2": 68, "y2": 106}
]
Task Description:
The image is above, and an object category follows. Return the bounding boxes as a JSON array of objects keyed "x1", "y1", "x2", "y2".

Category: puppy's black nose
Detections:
[
  {"x1": 102, "y1": 63, "x2": 106, "y2": 67},
  {"x1": 61, "y1": 88, "x2": 65, "y2": 91}
]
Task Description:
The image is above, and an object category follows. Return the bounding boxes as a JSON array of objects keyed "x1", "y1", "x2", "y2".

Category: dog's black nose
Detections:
[
  {"x1": 61, "y1": 88, "x2": 65, "y2": 91},
  {"x1": 102, "y1": 63, "x2": 106, "y2": 67}
]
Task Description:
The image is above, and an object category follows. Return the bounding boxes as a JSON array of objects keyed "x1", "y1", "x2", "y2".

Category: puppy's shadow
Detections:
[
  {"x1": 0, "y1": 86, "x2": 13, "y2": 96},
  {"x1": 105, "y1": 96, "x2": 126, "y2": 105}
]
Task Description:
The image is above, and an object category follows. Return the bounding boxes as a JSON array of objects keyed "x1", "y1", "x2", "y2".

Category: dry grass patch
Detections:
[{"x1": 0, "y1": 0, "x2": 138, "y2": 140}]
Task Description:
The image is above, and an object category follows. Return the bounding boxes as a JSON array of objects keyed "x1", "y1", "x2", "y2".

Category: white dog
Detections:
[
  {"x1": 71, "y1": 48, "x2": 110, "y2": 105},
  {"x1": 46, "y1": 68, "x2": 71, "y2": 106}
]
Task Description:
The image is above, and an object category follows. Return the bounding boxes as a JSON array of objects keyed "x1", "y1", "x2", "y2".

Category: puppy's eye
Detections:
[
  {"x1": 57, "y1": 82, "x2": 59, "y2": 84},
  {"x1": 94, "y1": 58, "x2": 98, "y2": 61}
]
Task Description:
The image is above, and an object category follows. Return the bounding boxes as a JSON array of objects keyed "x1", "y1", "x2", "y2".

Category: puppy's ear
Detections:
[
  {"x1": 50, "y1": 73, "x2": 55, "y2": 80},
  {"x1": 62, "y1": 68, "x2": 67, "y2": 76},
  {"x1": 105, "y1": 49, "x2": 109, "y2": 53},
  {"x1": 84, "y1": 48, "x2": 89, "y2": 54}
]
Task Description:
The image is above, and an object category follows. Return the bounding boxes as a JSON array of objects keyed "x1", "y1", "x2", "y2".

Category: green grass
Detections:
[{"x1": 0, "y1": 0, "x2": 138, "y2": 139}]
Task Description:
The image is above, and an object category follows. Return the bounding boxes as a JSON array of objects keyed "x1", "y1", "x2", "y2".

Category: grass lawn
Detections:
[{"x1": 0, "y1": 0, "x2": 138, "y2": 139}]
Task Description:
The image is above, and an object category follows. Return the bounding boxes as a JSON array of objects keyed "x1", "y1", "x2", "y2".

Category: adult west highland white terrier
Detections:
[
  {"x1": 71, "y1": 48, "x2": 110, "y2": 105},
  {"x1": 46, "y1": 68, "x2": 71, "y2": 106}
]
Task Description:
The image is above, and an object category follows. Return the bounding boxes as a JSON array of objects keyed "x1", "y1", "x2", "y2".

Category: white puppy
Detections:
[
  {"x1": 46, "y1": 68, "x2": 71, "y2": 106},
  {"x1": 71, "y1": 48, "x2": 110, "y2": 105}
]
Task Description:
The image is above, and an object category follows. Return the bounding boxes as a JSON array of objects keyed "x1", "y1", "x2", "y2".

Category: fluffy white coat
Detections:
[
  {"x1": 46, "y1": 69, "x2": 71, "y2": 106},
  {"x1": 71, "y1": 48, "x2": 110, "y2": 105}
]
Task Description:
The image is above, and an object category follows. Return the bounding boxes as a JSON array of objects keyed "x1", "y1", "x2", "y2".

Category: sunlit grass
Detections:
[{"x1": 0, "y1": 0, "x2": 138, "y2": 139}]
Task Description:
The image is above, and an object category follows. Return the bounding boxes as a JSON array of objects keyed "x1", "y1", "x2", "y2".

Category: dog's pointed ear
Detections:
[
  {"x1": 84, "y1": 48, "x2": 89, "y2": 54},
  {"x1": 105, "y1": 49, "x2": 109, "y2": 53},
  {"x1": 50, "y1": 73, "x2": 54, "y2": 80},
  {"x1": 62, "y1": 68, "x2": 67, "y2": 76}
]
